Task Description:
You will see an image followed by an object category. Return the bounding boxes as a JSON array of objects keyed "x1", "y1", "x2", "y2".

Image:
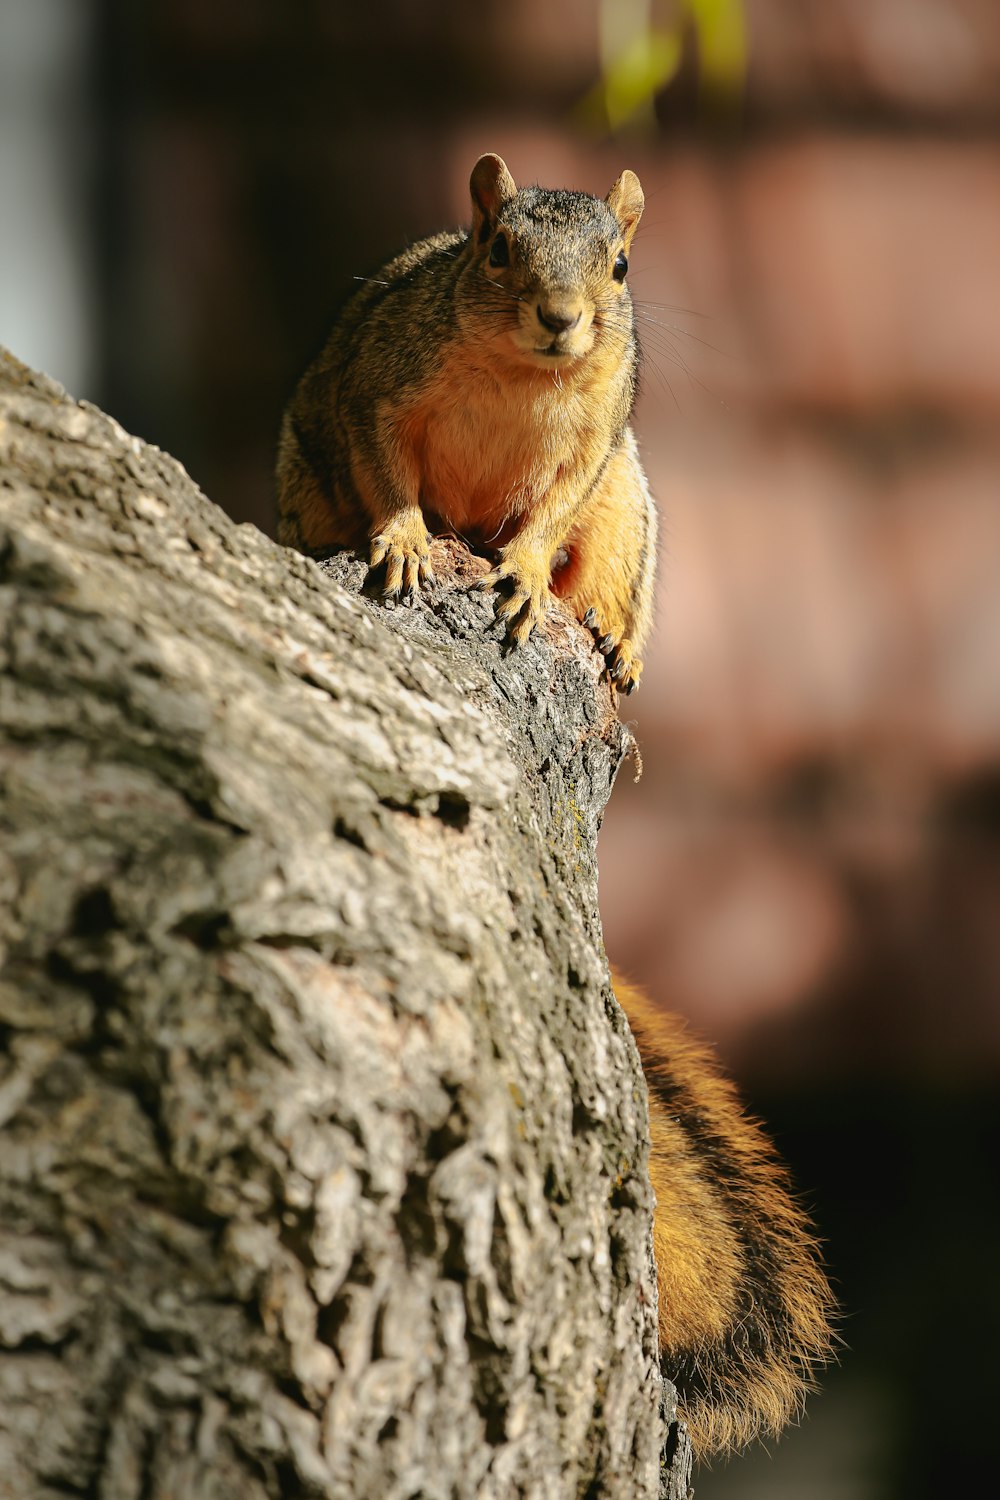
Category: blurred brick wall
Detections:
[
  {"x1": 592, "y1": 3, "x2": 1000, "y2": 1081},
  {"x1": 89, "y1": 0, "x2": 1000, "y2": 1082},
  {"x1": 12, "y1": 6, "x2": 992, "y2": 1495}
]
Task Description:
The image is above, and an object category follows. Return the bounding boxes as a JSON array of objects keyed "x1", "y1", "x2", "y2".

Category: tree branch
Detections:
[{"x1": 0, "y1": 348, "x2": 691, "y2": 1498}]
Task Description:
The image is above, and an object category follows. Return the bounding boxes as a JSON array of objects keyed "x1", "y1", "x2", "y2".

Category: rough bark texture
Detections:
[{"x1": 0, "y1": 348, "x2": 691, "y2": 1500}]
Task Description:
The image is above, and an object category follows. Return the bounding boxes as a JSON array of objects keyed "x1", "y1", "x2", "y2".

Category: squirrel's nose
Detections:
[{"x1": 536, "y1": 302, "x2": 582, "y2": 335}]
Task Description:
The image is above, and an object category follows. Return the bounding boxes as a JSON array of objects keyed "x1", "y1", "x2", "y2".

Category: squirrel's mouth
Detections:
[
  {"x1": 508, "y1": 323, "x2": 594, "y2": 367},
  {"x1": 531, "y1": 335, "x2": 588, "y2": 362}
]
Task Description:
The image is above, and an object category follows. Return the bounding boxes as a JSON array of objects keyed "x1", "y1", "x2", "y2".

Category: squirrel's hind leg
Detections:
[
  {"x1": 555, "y1": 431, "x2": 657, "y2": 694},
  {"x1": 275, "y1": 416, "x2": 359, "y2": 555}
]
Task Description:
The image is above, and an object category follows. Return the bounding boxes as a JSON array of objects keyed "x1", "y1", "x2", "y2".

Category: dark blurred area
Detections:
[{"x1": 2, "y1": 2, "x2": 998, "y2": 1494}]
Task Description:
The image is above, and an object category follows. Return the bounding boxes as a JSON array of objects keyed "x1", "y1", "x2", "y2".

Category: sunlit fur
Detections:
[
  {"x1": 613, "y1": 973, "x2": 836, "y2": 1457},
  {"x1": 276, "y1": 154, "x2": 656, "y2": 691}
]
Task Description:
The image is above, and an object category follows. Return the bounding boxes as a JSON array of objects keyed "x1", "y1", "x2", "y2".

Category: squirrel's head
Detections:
[{"x1": 460, "y1": 153, "x2": 644, "y2": 371}]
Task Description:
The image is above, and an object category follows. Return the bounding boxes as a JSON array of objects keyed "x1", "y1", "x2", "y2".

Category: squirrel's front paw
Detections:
[
  {"x1": 581, "y1": 608, "x2": 642, "y2": 695},
  {"x1": 477, "y1": 553, "x2": 550, "y2": 646},
  {"x1": 368, "y1": 513, "x2": 435, "y2": 603}
]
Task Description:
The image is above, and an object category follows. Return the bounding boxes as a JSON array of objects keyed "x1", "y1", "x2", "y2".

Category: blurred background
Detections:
[{"x1": 2, "y1": 1, "x2": 998, "y2": 1494}]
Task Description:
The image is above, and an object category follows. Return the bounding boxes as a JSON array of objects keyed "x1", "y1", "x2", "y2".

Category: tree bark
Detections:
[{"x1": 0, "y1": 348, "x2": 691, "y2": 1499}]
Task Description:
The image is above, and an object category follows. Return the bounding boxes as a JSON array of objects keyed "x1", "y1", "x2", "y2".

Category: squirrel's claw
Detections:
[
  {"x1": 582, "y1": 607, "x2": 642, "y2": 695},
  {"x1": 478, "y1": 559, "x2": 549, "y2": 646},
  {"x1": 368, "y1": 522, "x2": 433, "y2": 604},
  {"x1": 505, "y1": 600, "x2": 543, "y2": 647},
  {"x1": 606, "y1": 640, "x2": 642, "y2": 695}
]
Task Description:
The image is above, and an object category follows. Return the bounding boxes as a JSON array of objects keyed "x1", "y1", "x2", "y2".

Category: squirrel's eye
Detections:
[
  {"x1": 489, "y1": 233, "x2": 510, "y2": 268},
  {"x1": 613, "y1": 251, "x2": 628, "y2": 282}
]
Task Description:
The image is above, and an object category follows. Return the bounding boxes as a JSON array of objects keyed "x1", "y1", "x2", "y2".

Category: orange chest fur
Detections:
[{"x1": 389, "y1": 354, "x2": 602, "y2": 542}]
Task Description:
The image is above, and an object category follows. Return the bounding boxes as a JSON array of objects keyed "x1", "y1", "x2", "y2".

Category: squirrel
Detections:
[
  {"x1": 276, "y1": 152, "x2": 657, "y2": 693},
  {"x1": 276, "y1": 154, "x2": 834, "y2": 1456}
]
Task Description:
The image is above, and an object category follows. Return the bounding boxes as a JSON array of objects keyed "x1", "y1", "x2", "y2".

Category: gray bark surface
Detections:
[{"x1": 0, "y1": 348, "x2": 691, "y2": 1499}]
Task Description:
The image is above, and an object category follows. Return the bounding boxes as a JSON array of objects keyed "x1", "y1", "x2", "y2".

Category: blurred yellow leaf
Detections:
[
  {"x1": 604, "y1": 29, "x2": 685, "y2": 131},
  {"x1": 575, "y1": 0, "x2": 747, "y2": 135},
  {"x1": 689, "y1": 0, "x2": 747, "y2": 96}
]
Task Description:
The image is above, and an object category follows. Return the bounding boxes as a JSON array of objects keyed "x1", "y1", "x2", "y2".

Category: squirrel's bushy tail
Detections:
[{"x1": 613, "y1": 973, "x2": 836, "y2": 1456}]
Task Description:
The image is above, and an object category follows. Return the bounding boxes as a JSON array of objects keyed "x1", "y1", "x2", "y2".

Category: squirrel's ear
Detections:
[
  {"x1": 606, "y1": 169, "x2": 644, "y2": 251},
  {"x1": 470, "y1": 154, "x2": 517, "y2": 243}
]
